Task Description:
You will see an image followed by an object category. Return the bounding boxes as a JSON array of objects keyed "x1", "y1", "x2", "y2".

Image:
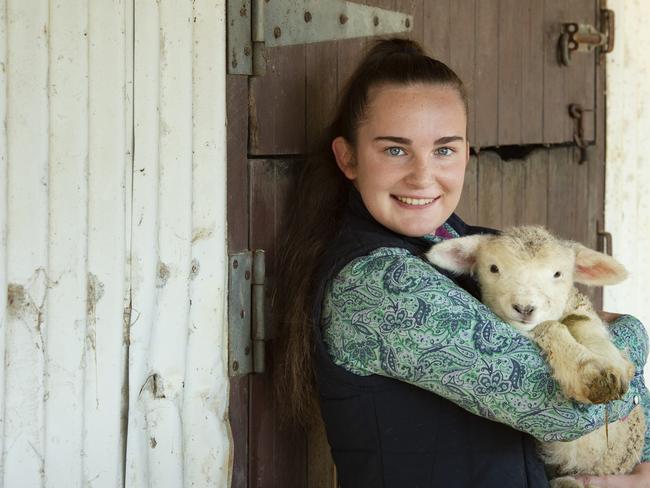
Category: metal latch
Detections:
[
  {"x1": 558, "y1": 9, "x2": 615, "y2": 66},
  {"x1": 227, "y1": 0, "x2": 412, "y2": 75},
  {"x1": 228, "y1": 250, "x2": 266, "y2": 376}
]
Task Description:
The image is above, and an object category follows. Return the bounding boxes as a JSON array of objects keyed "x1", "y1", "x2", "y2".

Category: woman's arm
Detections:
[{"x1": 322, "y1": 248, "x2": 645, "y2": 442}]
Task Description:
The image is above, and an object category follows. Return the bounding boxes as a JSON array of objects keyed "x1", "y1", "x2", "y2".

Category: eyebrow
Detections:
[{"x1": 373, "y1": 135, "x2": 465, "y2": 144}]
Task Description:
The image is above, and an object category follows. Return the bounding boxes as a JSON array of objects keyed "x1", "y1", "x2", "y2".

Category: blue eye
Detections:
[
  {"x1": 385, "y1": 147, "x2": 406, "y2": 157},
  {"x1": 435, "y1": 147, "x2": 455, "y2": 156}
]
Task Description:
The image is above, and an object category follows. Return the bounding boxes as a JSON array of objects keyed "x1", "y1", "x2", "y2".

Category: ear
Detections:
[
  {"x1": 331, "y1": 136, "x2": 357, "y2": 180},
  {"x1": 425, "y1": 235, "x2": 489, "y2": 274},
  {"x1": 573, "y1": 244, "x2": 628, "y2": 286}
]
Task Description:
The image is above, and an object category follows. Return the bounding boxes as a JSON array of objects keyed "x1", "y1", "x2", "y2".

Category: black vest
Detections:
[{"x1": 312, "y1": 190, "x2": 549, "y2": 488}]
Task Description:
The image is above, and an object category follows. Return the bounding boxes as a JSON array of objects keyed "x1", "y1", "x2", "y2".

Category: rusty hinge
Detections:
[
  {"x1": 558, "y1": 8, "x2": 615, "y2": 66},
  {"x1": 597, "y1": 221, "x2": 613, "y2": 256},
  {"x1": 228, "y1": 249, "x2": 266, "y2": 376},
  {"x1": 227, "y1": 0, "x2": 412, "y2": 75}
]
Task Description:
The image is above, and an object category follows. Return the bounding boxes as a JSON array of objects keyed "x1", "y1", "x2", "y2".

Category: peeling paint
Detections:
[
  {"x1": 157, "y1": 262, "x2": 170, "y2": 288},
  {"x1": 191, "y1": 227, "x2": 213, "y2": 243},
  {"x1": 189, "y1": 259, "x2": 200, "y2": 280},
  {"x1": 7, "y1": 283, "x2": 28, "y2": 318}
]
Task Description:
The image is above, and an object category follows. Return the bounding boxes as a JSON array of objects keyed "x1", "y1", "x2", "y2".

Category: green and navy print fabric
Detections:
[{"x1": 321, "y1": 246, "x2": 650, "y2": 460}]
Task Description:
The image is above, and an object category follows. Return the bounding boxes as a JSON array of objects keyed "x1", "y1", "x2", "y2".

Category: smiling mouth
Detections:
[{"x1": 393, "y1": 195, "x2": 440, "y2": 206}]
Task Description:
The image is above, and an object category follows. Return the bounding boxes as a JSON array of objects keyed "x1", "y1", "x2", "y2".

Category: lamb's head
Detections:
[{"x1": 425, "y1": 226, "x2": 628, "y2": 333}]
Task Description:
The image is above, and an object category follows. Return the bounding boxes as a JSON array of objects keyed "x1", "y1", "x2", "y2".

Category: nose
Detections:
[
  {"x1": 512, "y1": 304, "x2": 535, "y2": 318},
  {"x1": 406, "y1": 155, "x2": 436, "y2": 187}
]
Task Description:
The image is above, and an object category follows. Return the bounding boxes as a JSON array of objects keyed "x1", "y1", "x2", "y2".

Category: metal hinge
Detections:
[
  {"x1": 558, "y1": 8, "x2": 615, "y2": 66},
  {"x1": 227, "y1": 0, "x2": 412, "y2": 75},
  {"x1": 228, "y1": 250, "x2": 266, "y2": 376}
]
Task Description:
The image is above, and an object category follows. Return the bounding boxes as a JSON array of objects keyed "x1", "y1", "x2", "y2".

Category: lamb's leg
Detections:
[
  {"x1": 549, "y1": 477, "x2": 584, "y2": 488},
  {"x1": 563, "y1": 314, "x2": 635, "y2": 401},
  {"x1": 532, "y1": 320, "x2": 629, "y2": 403}
]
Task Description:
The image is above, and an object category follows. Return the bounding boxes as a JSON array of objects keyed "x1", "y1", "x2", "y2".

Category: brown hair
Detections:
[{"x1": 274, "y1": 38, "x2": 468, "y2": 425}]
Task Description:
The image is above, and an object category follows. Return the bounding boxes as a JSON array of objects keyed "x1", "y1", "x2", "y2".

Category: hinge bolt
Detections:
[
  {"x1": 339, "y1": 14, "x2": 348, "y2": 24},
  {"x1": 405, "y1": 18, "x2": 410, "y2": 28},
  {"x1": 245, "y1": 270, "x2": 251, "y2": 280},
  {"x1": 232, "y1": 361, "x2": 239, "y2": 372},
  {"x1": 304, "y1": 11, "x2": 312, "y2": 23},
  {"x1": 233, "y1": 259, "x2": 239, "y2": 269},
  {"x1": 374, "y1": 16, "x2": 379, "y2": 26},
  {"x1": 273, "y1": 26, "x2": 282, "y2": 38}
]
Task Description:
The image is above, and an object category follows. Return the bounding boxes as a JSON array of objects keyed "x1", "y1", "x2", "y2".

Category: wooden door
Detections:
[{"x1": 227, "y1": 1, "x2": 608, "y2": 486}]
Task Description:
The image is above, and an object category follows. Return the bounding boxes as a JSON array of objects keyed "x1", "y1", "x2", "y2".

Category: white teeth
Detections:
[{"x1": 396, "y1": 196, "x2": 435, "y2": 206}]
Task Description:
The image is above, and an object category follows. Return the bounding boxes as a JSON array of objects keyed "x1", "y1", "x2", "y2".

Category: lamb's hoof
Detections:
[
  {"x1": 550, "y1": 476, "x2": 584, "y2": 488},
  {"x1": 580, "y1": 361, "x2": 629, "y2": 404}
]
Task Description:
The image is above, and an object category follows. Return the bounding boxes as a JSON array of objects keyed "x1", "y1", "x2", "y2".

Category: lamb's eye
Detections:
[
  {"x1": 490, "y1": 264, "x2": 499, "y2": 274},
  {"x1": 554, "y1": 271, "x2": 562, "y2": 278}
]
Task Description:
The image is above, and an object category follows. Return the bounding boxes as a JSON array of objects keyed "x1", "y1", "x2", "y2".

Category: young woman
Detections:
[{"x1": 275, "y1": 38, "x2": 650, "y2": 487}]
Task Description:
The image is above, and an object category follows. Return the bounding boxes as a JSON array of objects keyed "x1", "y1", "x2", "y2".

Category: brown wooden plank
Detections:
[
  {"x1": 423, "y1": 0, "x2": 450, "y2": 65},
  {"x1": 273, "y1": 160, "x2": 309, "y2": 488},
  {"x1": 249, "y1": 45, "x2": 306, "y2": 155},
  {"x1": 566, "y1": 0, "x2": 596, "y2": 142},
  {"x1": 249, "y1": 159, "x2": 279, "y2": 488},
  {"x1": 477, "y1": 151, "x2": 503, "y2": 230},
  {"x1": 336, "y1": 0, "x2": 368, "y2": 95},
  {"x1": 226, "y1": 73, "x2": 250, "y2": 488},
  {"x1": 521, "y1": 0, "x2": 545, "y2": 143},
  {"x1": 227, "y1": 75, "x2": 250, "y2": 251},
  {"x1": 588, "y1": 9, "x2": 607, "y2": 310},
  {"x1": 306, "y1": 41, "x2": 338, "y2": 151},
  {"x1": 498, "y1": 0, "x2": 524, "y2": 145},
  {"x1": 500, "y1": 158, "x2": 526, "y2": 228},
  {"x1": 449, "y1": 0, "x2": 476, "y2": 144},
  {"x1": 522, "y1": 149, "x2": 549, "y2": 227},
  {"x1": 474, "y1": 0, "x2": 498, "y2": 148},
  {"x1": 543, "y1": 0, "x2": 568, "y2": 143},
  {"x1": 455, "y1": 154, "x2": 478, "y2": 224},
  {"x1": 547, "y1": 147, "x2": 576, "y2": 240}
]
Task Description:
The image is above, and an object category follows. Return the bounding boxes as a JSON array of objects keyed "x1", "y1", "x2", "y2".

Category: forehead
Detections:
[
  {"x1": 481, "y1": 236, "x2": 574, "y2": 267},
  {"x1": 360, "y1": 83, "x2": 467, "y2": 133}
]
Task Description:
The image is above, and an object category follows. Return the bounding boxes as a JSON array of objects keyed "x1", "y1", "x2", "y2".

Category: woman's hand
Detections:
[
  {"x1": 574, "y1": 462, "x2": 650, "y2": 487},
  {"x1": 598, "y1": 310, "x2": 624, "y2": 323}
]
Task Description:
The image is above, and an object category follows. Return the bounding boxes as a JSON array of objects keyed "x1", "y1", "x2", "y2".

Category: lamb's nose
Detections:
[{"x1": 513, "y1": 304, "x2": 535, "y2": 317}]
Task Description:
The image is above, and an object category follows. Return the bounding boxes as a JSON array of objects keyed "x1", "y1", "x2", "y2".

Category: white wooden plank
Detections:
[
  {"x1": 604, "y1": 0, "x2": 650, "y2": 378},
  {"x1": 125, "y1": 0, "x2": 160, "y2": 485},
  {"x1": 0, "y1": 0, "x2": 7, "y2": 481},
  {"x1": 44, "y1": 1, "x2": 89, "y2": 486},
  {"x1": 83, "y1": 1, "x2": 131, "y2": 486},
  {"x1": 4, "y1": 0, "x2": 49, "y2": 486},
  {"x1": 144, "y1": 0, "x2": 194, "y2": 485},
  {"x1": 183, "y1": 1, "x2": 230, "y2": 486}
]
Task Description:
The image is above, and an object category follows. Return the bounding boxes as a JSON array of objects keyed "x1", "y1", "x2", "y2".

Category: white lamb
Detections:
[{"x1": 425, "y1": 226, "x2": 645, "y2": 487}]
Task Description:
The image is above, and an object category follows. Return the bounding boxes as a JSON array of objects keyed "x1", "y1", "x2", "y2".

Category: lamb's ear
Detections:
[
  {"x1": 573, "y1": 244, "x2": 628, "y2": 286},
  {"x1": 425, "y1": 235, "x2": 489, "y2": 274}
]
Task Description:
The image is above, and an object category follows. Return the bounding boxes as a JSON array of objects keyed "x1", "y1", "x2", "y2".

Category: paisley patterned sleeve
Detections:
[
  {"x1": 321, "y1": 248, "x2": 645, "y2": 443},
  {"x1": 609, "y1": 315, "x2": 650, "y2": 461}
]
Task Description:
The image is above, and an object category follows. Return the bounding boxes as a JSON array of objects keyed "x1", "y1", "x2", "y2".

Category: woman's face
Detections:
[{"x1": 333, "y1": 83, "x2": 469, "y2": 237}]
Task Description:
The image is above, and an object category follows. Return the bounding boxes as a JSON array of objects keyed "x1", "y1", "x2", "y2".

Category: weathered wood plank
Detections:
[
  {"x1": 501, "y1": 158, "x2": 527, "y2": 228},
  {"x1": 455, "y1": 154, "x2": 478, "y2": 224},
  {"x1": 521, "y1": 0, "x2": 545, "y2": 144},
  {"x1": 46, "y1": 1, "x2": 89, "y2": 485},
  {"x1": 227, "y1": 75, "x2": 249, "y2": 251},
  {"x1": 498, "y1": 0, "x2": 524, "y2": 145},
  {"x1": 474, "y1": 0, "x2": 498, "y2": 148},
  {"x1": 306, "y1": 41, "x2": 338, "y2": 151},
  {"x1": 4, "y1": 0, "x2": 49, "y2": 484},
  {"x1": 543, "y1": 0, "x2": 568, "y2": 143},
  {"x1": 547, "y1": 147, "x2": 576, "y2": 240},
  {"x1": 477, "y1": 151, "x2": 502, "y2": 230},
  {"x1": 84, "y1": 1, "x2": 131, "y2": 486},
  {"x1": 183, "y1": 1, "x2": 232, "y2": 485},
  {"x1": 249, "y1": 45, "x2": 306, "y2": 155},
  {"x1": 423, "y1": 0, "x2": 450, "y2": 64},
  {"x1": 523, "y1": 149, "x2": 549, "y2": 227},
  {"x1": 449, "y1": 0, "x2": 476, "y2": 144},
  {"x1": 127, "y1": 0, "x2": 160, "y2": 484}
]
